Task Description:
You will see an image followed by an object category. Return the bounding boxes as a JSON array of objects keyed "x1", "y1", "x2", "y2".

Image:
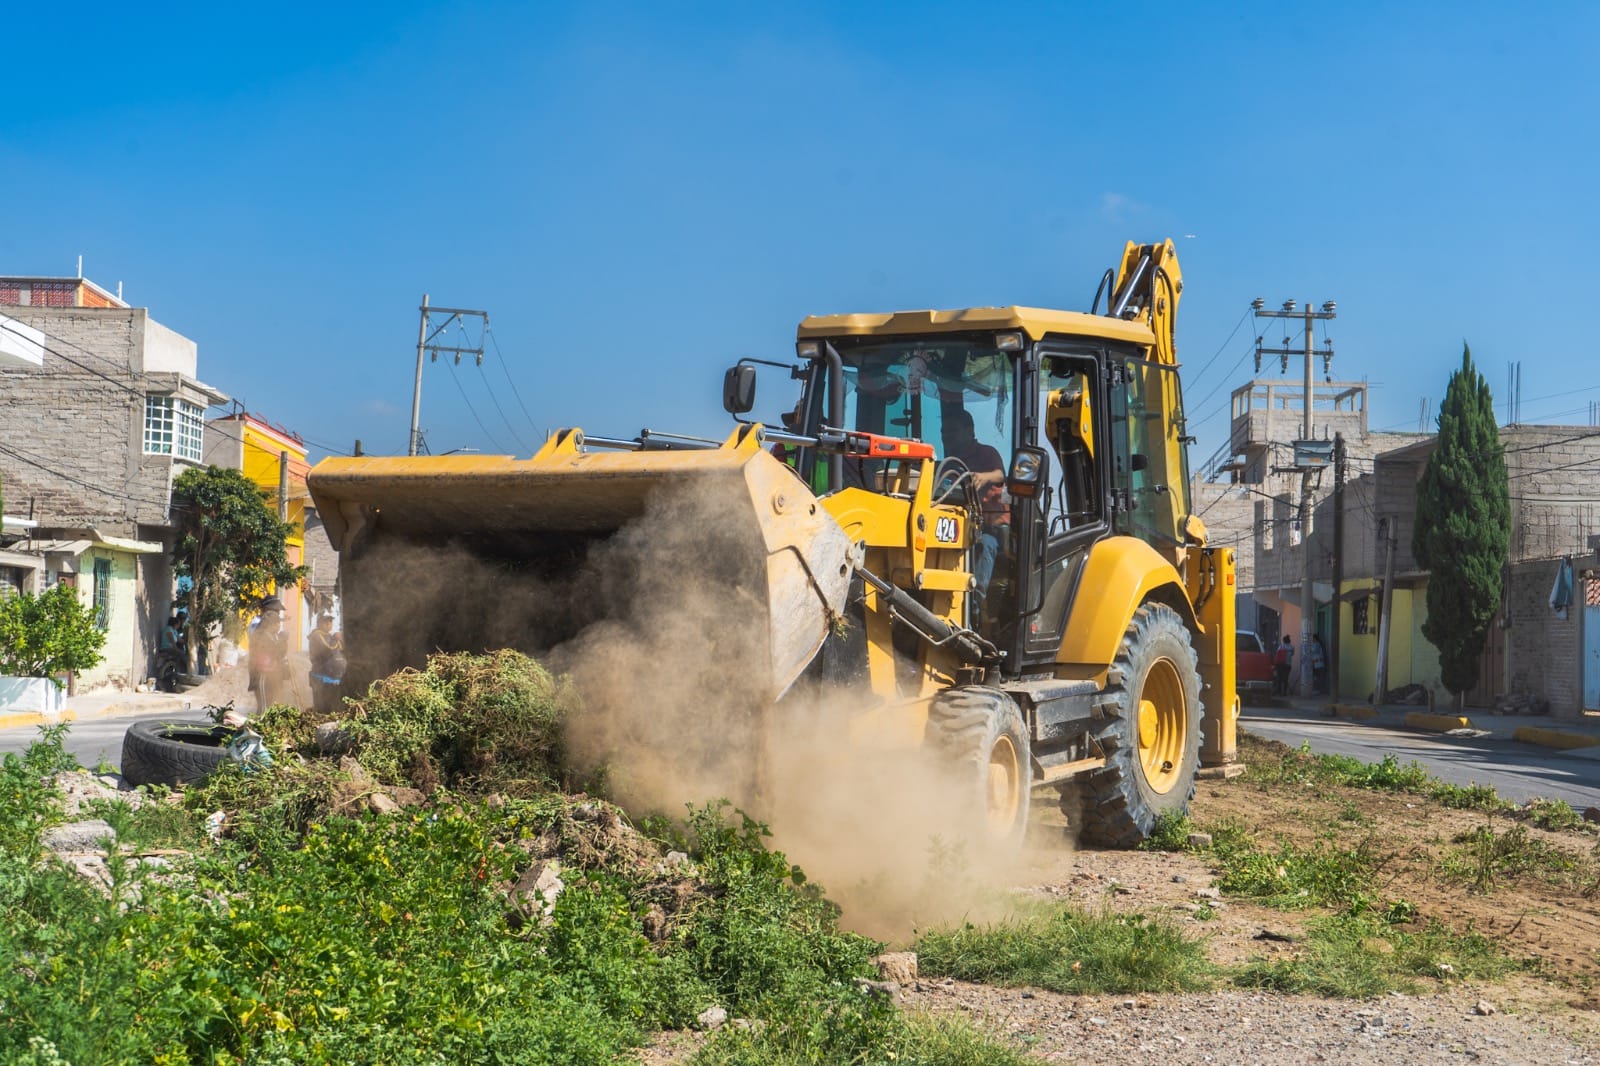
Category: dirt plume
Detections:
[{"x1": 334, "y1": 473, "x2": 1037, "y2": 937}]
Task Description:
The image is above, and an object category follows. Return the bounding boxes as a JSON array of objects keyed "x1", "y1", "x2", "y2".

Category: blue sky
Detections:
[{"x1": 3, "y1": 1, "x2": 1597, "y2": 465}]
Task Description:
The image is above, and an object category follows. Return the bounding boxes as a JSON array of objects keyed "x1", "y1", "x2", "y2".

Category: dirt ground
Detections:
[{"x1": 641, "y1": 731, "x2": 1600, "y2": 1062}]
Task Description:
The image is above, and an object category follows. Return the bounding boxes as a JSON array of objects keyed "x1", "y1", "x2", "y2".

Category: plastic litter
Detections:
[{"x1": 225, "y1": 728, "x2": 274, "y2": 772}]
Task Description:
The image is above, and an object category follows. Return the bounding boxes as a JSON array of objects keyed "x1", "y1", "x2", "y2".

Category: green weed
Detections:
[
  {"x1": 1208, "y1": 822, "x2": 1381, "y2": 910},
  {"x1": 694, "y1": 1012, "x2": 1036, "y2": 1066},
  {"x1": 917, "y1": 902, "x2": 1213, "y2": 995},
  {"x1": 1432, "y1": 781, "x2": 1513, "y2": 812},
  {"x1": 1522, "y1": 798, "x2": 1587, "y2": 832},
  {"x1": 1440, "y1": 822, "x2": 1593, "y2": 894},
  {"x1": 1236, "y1": 912, "x2": 1515, "y2": 997},
  {"x1": 1139, "y1": 811, "x2": 1199, "y2": 852},
  {"x1": 85, "y1": 796, "x2": 200, "y2": 851}
]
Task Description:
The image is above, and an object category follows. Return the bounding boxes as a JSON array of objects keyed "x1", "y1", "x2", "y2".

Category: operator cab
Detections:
[{"x1": 727, "y1": 305, "x2": 1194, "y2": 675}]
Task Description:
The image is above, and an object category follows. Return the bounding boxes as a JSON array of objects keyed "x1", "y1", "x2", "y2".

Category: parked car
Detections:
[{"x1": 1236, "y1": 631, "x2": 1275, "y2": 704}]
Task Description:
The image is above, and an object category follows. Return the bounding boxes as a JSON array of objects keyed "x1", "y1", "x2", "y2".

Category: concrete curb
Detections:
[
  {"x1": 1330, "y1": 703, "x2": 1377, "y2": 721},
  {"x1": 0, "y1": 698, "x2": 184, "y2": 734},
  {"x1": 1404, "y1": 711, "x2": 1476, "y2": 732},
  {"x1": 1511, "y1": 726, "x2": 1600, "y2": 751}
]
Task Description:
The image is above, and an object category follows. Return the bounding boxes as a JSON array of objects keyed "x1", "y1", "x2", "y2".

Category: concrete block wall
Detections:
[
  {"x1": 1504, "y1": 426, "x2": 1600, "y2": 564},
  {"x1": 1504, "y1": 557, "x2": 1581, "y2": 716},
  {"x1": 0, "y1": 307, "x2": 182, "y2": 535}
]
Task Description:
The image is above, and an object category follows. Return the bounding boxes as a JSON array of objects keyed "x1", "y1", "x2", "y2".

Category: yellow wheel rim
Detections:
[
  {"x1": 1137, "y1": 657, "x2": 1187, "y2": 795},
  {"x1": 987, "y1": 734, "x2": 1022, "y2": 834}
]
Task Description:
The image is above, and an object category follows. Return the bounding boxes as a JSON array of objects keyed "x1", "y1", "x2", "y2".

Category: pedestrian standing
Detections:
[
  {"x1": 1309, "y1": 634, "x2": 1328, "y2": 695},
  {"x1": 248, "y1": 597, "x2": 291, "y2": 713},
  {"x1": 308, "y1": 613, "x2": 345, "y2": 714},
  {"x1": 1273, "y1": 635, "x2": 1294, "y2": 697}
]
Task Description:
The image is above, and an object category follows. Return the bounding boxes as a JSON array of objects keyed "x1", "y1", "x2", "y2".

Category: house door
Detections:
[
  {"x1": 1585, "y1": 572, "x2": 1600, "y2": 713},
  {"x1": 1467, "y1": 609, "x2": 1506, "y2": 709}
]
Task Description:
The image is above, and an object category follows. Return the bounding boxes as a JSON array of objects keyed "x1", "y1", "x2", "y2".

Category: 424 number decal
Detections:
[{"x1": 933, "y1": 516, "x2": 960, "y2": 544}]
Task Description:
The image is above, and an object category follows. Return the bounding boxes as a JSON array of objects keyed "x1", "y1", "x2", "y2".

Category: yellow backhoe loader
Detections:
[{"x1": 307, "y1": 239, "x2": 1237, "y2": 847}]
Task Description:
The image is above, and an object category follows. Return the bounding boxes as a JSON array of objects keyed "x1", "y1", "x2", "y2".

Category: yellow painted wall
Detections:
[
  {"x1": 74, "y1": 548, "x2": 139, "y2": 689},
  {"x1": 237, "y1": 423, "x2": 308, "y2": 649},
  {"x1": 1334, "y1": 582, "x2": 1444, "y2": 701},
  {"x1": 1336, "y1": 581, "x2": 1377, "y2": 699}
]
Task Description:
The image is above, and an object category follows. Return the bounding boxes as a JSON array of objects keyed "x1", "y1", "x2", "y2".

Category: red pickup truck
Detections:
[{"x1": 1236, "y1": 631, "x2": 1275, "y2": 704}]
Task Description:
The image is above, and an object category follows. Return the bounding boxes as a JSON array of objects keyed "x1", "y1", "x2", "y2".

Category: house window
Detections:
[
  {"x1": 145, "y1": 396, "x2": 204, "y2": 461},
  {"x1": 92, "y1": 558, "x2": 112, "y2": 630},
  {"x1": 1351, "y1": 597, "x2": 1371, "y2": 635}
]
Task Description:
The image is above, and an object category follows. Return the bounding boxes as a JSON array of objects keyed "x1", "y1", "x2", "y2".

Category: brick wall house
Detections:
[
  {"x1": 1276, "y1": 425, "x2": 1600, "y2": 713},
  {"x1": 0, "y1": 277, "x2": 228, "y2": 690}
]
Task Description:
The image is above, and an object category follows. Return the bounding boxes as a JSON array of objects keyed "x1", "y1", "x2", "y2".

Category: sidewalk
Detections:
[
  {"x1": 0, "y1": 688, "x2": 194, "y2": 733},
  {"x1": 1245, "y1": 695, "x2": 1600, "y2": 760}
]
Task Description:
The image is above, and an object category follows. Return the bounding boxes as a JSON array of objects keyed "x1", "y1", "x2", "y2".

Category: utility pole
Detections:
[
  {"x1": 410, "y1": 294, "x2": 429, "y2": 456},
  {"x1": 408, "y1": 294, "x2": 490, "y2": 456},
  {"x1": 1374, "y1": 515, "x2": 1398, "y2": 705},
  {"x1": 1252, "y1": 297, "x2": 1337, "y2": 697},
  {"x1": 1330, "y1": 432, "x2": 1345, "y2": 699}
]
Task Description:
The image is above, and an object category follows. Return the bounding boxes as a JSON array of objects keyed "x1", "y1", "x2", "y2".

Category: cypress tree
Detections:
[{"x1": 1413, "y1": 344, "x2": 1511, "y2": 700}]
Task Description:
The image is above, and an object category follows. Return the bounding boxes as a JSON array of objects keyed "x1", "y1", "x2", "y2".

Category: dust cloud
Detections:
[{"x1": 338, "y1": 472, "x2": 1050, "y2": 939}]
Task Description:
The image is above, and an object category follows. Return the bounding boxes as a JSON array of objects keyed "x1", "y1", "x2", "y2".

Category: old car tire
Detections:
[
  {"x1": 926, "y1": 686, "x2": 1032, "y2": 851},
  {"x1": 120, "y1": 720, "x2": 236, "y2": 787},
  {"x1": 1078, "y1": 603, "x2": 1203, "y2": 848}
]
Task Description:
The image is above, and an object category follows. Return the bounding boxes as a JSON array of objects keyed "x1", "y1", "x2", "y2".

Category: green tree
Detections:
[
  {"x1": 171, "y1": 466, "x2": 305, "y2": 663},
  {"x1": 0, "y1": 583, "x2": 107, "y2": 684},
  {"x1": 1413, "y1": 345, "x2": 1511, "y2": 701}
]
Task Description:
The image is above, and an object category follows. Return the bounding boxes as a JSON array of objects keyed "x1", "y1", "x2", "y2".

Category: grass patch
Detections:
[
  {"x1": 693, "y1": 1012, "x2": 1037, "y2": 1066},
  {"x1": 916, "y1": 902, "x2": 1213, "y2": 995},
  {"x1": 1209, "y1": 820, "x2": 1381, "y2": 910},
  {"x1": 1139, "y1": 811, "x2": 1199, "y2": 852},
  {"x1": 1522, "y1": 798, "x2": 1588, "y2": 833},
  {"x1": 1439, "y1": 822, "x2": 1599, "y2": 895},
  {"x1": 1236, "y1": 912, "x2": 1516, "y2": 997},
  {"x1": 1239, "y1": 735, "x2": 1600, "y2": 827},
  {"x1": 84, "y1": 794, "x2": 201, "y2": 851}
]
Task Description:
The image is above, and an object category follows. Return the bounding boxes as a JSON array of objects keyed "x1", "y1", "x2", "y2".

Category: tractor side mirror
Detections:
[
  {"x1": 722, "y1": 365, "x2": 757, "y2": 414},
  {"x1": 1006, "y1": 445, "x2": 1050, "y2": 499}
]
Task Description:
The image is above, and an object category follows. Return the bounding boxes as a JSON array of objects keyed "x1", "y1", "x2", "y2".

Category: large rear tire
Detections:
[
  {"x1": 1077, "y1": 603, "x2": 1202, "y2": 847},
  {"x1": 926, "y1": 686, "x2": 1032, "y2": 852}
]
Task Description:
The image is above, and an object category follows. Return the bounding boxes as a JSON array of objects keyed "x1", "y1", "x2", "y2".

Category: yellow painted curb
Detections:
[
  {"x1": 1512, "y1": 726, "x2": 1600, "y2": 750},
  {"x1": 1331, "y1": 703, "x2": 1377, "y2": 721},
  {"x1": 1404, "y1": 712, "x2": 1475, "y2": 732},
  {"x1": 0, "y1": 709, "x2": 78, "y2": 731},
  {"x1": 0, "y1": 700, "x2": 176, "y2": 733}
]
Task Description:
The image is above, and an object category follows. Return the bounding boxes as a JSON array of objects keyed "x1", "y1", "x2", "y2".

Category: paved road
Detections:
[
  {"x1": 1, "y1": 708, "x2": 207, "y2": 770},
  {"x1": 1242, "y1": 710, "x2": 1600, "y2": 810},
  {"x1": 7, "y1": 701, "x2": 1598, "y2": 811}
]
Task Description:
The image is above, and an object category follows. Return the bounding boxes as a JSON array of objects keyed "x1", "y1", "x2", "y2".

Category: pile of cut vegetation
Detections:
[{"x1": 1, "y1": 651, "x2": 1033, "y2": 1065}]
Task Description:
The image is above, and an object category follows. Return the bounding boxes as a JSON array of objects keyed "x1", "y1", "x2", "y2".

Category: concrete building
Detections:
[
  {"x1": 0, "y1": 275, "x2": 228, "y2": 690},
  {"x1": 1255, "y1": 424, "x2": 1600, "y2": 714},
  {"x1": 1191, "y1": 376, "x2": 1424, "y2": 652},
  {"x1": 203, "y1": 413, "x2": 313, "y2": 648}
]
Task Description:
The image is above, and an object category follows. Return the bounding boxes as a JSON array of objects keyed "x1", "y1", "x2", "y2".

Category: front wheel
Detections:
[
  {"x1": 926, "y1": 686, "x2": 1032, "y2": 852},
  {"x1": 1077, "y1": 603, "x2": 1202, "y2": 847}
]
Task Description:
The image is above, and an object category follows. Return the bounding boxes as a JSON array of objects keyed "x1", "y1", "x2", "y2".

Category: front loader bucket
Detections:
[{"x1": 307, "y1": 428, "x2": 855, "y2": 701}]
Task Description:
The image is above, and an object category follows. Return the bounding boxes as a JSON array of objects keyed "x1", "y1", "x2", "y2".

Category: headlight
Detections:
[
  {"x1": 796, "y1": 340, "x2": 821, "y2": 359},
  {"x1": 995, "y1": 331, "x2": 1024, "y2": 352}
]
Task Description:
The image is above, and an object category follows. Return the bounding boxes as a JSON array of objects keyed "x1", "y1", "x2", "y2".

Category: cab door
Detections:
[{"x1": 1013, "y1": 346, "x2": 1112, "y2": 670}]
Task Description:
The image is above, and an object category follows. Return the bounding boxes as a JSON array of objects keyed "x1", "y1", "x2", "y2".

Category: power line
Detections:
[
  {"x1": 0, "y1": 440, "x2": 171, "y2": 511},
  {"x1": 1181, "y1": 305, "x2": 1253, "y2": 394},
  {"x1": 458, "y1": 319, "x2": 531, "y2": 453},
  {"x1": 444, "y1": 356, "x2": 508, "y2": 453},
  {"x1": 486, "y1": 327, "x2": 542, "y2": 441}
]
